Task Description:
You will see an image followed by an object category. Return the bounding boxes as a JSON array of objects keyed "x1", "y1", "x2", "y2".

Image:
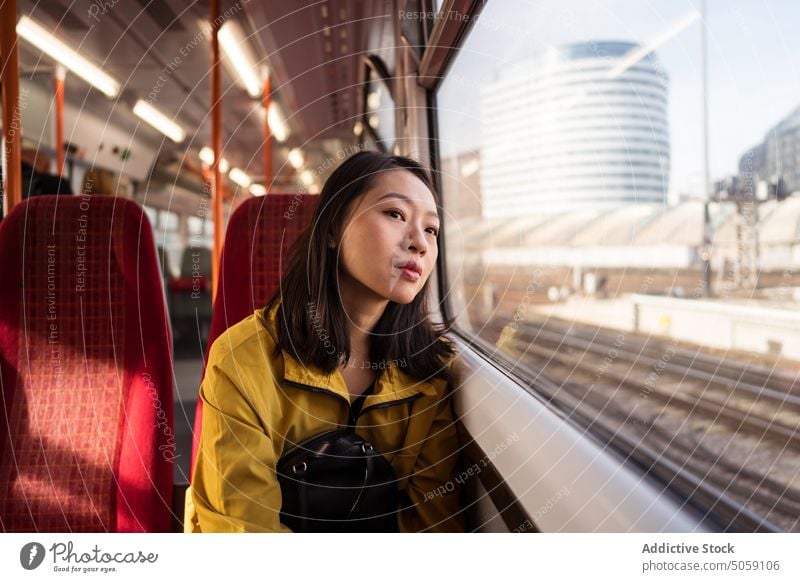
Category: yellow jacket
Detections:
[{"x1": 184, "y1": 300, "x2": 465, "y2": 532}]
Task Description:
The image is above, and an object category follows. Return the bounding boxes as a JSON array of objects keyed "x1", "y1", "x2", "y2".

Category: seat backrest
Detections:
[
  {"x1": 0, "y1": 195, "x2": 174, "y2": 532},
  {"x1": 189, "y1": 194, "x2": 318, "y2": 473}
]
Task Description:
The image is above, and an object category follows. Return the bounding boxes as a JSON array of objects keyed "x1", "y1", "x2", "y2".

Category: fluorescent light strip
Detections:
[
  {"x1": 229, "y1": 167, "x2": 252, "y2": 188},
  {"x1": 17, "y1": 16, "x2": 120, "y2": 97},
  {"x1": 267, "y1": 102, "x2": 288, "y2": 142},
  {"x1": 199, "y1": 146, "x2": 229, "y2": 173},
  {"x1": 249, "y1": 184, "x2": 267, "y2": 196},
  {"x1": 299, "y1": 169, "x2": 314, "y2": 187},
  {"x1": 218, "y1": 22, "x2": 261, "y2": 98},
  {"x1": 288, "y1": 148, "x2": 304, "y2": 169},
  {"x1": 133, "y1": 100, "x2": 186, "y2": 143}
]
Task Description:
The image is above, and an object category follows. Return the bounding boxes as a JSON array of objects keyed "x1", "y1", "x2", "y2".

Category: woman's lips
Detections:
[{"x1": 396, "y1": 265, "x2": 421, "y2": 281}]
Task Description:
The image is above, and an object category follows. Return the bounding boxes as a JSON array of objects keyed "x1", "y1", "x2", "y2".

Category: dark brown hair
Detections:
[{"x1": 265, "y1": 150, "x2": 456, "y2": 383}]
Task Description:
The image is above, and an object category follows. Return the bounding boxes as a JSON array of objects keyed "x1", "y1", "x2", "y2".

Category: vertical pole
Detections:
[
  {"x1": 700, "y1": 0, "x2": 713, "y2": 297},
  {"x1": 210, "y1": 0, "x2": 223, "y2": 303},
  {"x1": 0, "y1": 0, "x2": 22, "y2": 217},
  {"x1": 54, "y1": 65, "x2": 65, "y2": 176},
  {"x1": 262, "y1": 74, "x2": 271, "y2": 190}
]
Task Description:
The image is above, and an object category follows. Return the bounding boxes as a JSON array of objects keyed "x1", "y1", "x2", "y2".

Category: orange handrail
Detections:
[
  {"x1": 54, "y1": 66, "x2": 65, "y2": 175},
  {"x1": 0, "y1": 0, "x2": 22, "y2": 217},
  {"x1": 262, "y1": 75, "x2": 271, "y2": 188},
  {"x1": 210, "y1": 0, "x2": 223, "y2": 304}
]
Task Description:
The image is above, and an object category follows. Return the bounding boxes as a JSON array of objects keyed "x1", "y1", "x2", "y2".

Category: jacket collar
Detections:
[{"x1": 257, "y1": 301, "x2": 440, "y2": 406}]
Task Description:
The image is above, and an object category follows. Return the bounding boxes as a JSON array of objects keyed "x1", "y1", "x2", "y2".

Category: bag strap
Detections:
[
  {"x1": 294, "y1": 461, "x2": 309, "y2": 532},
  {"x1": 347, "y1": 443, "x2": 375, "y2": 518},
  {"x1": 346, "y1": 381, "x2": 376, "y2": 431}
]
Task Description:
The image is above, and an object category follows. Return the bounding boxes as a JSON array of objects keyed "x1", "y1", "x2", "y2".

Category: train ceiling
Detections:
[{"x1": 15, "y1": 0, "x2": 394, "y2": 185}]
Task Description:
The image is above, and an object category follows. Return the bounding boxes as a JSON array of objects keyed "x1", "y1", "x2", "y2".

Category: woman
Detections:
[{"x1": 184, "y1": 151, "x2": 465, "y2": 532}]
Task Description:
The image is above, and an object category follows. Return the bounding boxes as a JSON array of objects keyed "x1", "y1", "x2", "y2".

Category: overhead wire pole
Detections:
[
  {"x1": 210, "y1": 0, "x2": 223, "y2": 303},
  {"x1": 0, "y1": 0, "x2": 22, "y2": 218},
  {"x1": 262, "y1": 74, "x2": 271, "y2": 189},
  {"x1": 701, "y1": 0, "x2": 713, "y2": 297}
]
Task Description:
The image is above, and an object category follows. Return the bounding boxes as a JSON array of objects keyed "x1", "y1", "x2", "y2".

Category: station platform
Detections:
[{"x1": 531, "y1": 291, "x2": 800, "y2": 365}]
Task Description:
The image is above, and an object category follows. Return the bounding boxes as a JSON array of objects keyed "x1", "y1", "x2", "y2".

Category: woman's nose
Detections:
[{"x1": 407, "y1": 227, "x2": 428, "y2": 255}]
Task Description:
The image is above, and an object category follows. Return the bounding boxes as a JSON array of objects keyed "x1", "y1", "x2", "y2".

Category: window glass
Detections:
[
  {"x1": 437, "y1": 0, "x2": 800, "y2": 531},
  {"x1": 365, "y1": 71, "x2": 395, "y2": 151},
  {"x1": 188, "y1": 216, "x2": 203, "y2": 236},
  {"x1": 143, "y1": 205, "x2": 157, "y2": 228},
  {"x1": 158, "y1": 209, "x2": 179, "y2": 231}
]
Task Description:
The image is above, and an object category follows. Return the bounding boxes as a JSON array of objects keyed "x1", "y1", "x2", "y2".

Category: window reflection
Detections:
[{"x1": 437, "y1": 0, "x2": 800, "y2": 532}]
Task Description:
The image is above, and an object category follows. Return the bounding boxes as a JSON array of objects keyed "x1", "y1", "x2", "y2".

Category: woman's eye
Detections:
[
  {"x1": 426, "y1": 227, "x2": 439, "y2": 237},
  {"x1": 386, "y1": 210, "x2": 404, "y2": 220}
]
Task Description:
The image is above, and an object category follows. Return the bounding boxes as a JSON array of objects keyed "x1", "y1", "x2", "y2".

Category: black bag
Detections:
[{"x1": 276, "y1": 428, "x2": 400, "y2": 532}]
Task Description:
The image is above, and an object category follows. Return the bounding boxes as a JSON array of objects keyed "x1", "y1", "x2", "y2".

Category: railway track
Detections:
[
  {"x1": 479, "y1": 316, "x2": 800, "y2": 531},
  {"x1": 519, "y1": 314, "x2": 800, "y2": 399}
]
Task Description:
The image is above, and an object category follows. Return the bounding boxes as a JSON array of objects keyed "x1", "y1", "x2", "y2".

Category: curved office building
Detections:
[{"x1": 480, "y1": 41, "x2": 670, "y2": 217}]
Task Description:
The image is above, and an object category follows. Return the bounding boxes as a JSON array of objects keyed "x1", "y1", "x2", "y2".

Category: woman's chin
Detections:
[{"x1": 384, "y1": 288, "x2": 417, "y2": 305}]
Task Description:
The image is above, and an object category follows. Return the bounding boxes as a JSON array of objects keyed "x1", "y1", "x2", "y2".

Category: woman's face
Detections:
[{"x1": 333, "y1": 169, "x2": 440, "y2": 305}]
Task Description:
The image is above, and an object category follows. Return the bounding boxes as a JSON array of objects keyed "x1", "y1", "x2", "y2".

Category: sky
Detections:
[{"x1": 437, "y1": 0, "x2": 800, "y2": 202}]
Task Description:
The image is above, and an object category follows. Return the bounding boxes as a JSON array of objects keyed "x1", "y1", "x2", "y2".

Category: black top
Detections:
[{"x1": 347, "y1": 381, "x2": 376, "y2": 429}]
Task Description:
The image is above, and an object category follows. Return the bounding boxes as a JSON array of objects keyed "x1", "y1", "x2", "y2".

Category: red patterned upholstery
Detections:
[
  {"x1": 0, "y1": 196, "x2": 174, "y2": 532},
  {"x1": 189, "y1": 194, "x2": 318, "y2": 474}
]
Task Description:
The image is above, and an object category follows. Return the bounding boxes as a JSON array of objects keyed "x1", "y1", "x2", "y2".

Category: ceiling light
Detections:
[
  {"x1": 133, "y1": 100, "x2": 186, "y2": 143},
  {"x1": 199, "y1": 146, "x2": 229, "y2": 172},
  {"x1": 299, "y1": 169, "x2": 314, "y2": 187},
  {"x1": 288, "y1": 148, "x2": 304, "y2": 169},
  {"x1": 199, "y1": 147, "x2": 213, "y2": 165},
  {"x1": 267, "y1": 102, "x2": 288, "y2": 142},
  {"x1": 353, "y1": 121, "x2": 363, "y2": 136},
  {"x1": 218, "y1": 21, "x2": 261, "y2": 98},
  {"x1": 367, "y1": 90, "x2": 381, "y2": 110},
  {"x1": 229, "y1": 167, "x2": 252, "y2": 188},
  {"x1": 249, "y1": 183, "x2": 267, "y2": 196},
  {"x1": 17, "y1": 16, "x2": 120, "y2": 97}
]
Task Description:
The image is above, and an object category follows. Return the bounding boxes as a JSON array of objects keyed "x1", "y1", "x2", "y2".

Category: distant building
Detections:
[
  {"x1": 740, "y1": 105, "x2": 800, "y2": 197},
  {"x1": 480, "y1": 41, "x2": 670, "y2": 217}
]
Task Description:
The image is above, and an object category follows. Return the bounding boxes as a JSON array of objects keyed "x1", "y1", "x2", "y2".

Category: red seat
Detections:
[
  {"x1": 0, "y1": 196, "x2": 174, "y2": 532},
  {"x1": 189, "y1": 194, "x2": 318, "y2": 475}
]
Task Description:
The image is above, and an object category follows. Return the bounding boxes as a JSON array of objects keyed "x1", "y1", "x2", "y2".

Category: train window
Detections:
[
  {"x1": 158, "y1": 209, "x2": 179, "y2": 232},
  {"x1": 436, "y1": 0, "x2": 800, "y2": 531},
  {"x1": 359, "y1": 57, "x2": 395, "y2": 152},
  {"x1": 188, "y1": 216, "x2": 204, "y2": 236},
  {"x1": 362, "y1": 132, "x2": 380, "y2": 153},
  {"x1": 143, "y1": 205, "x2": 158, "y2": 228},
  {"x1": 153, "y1": 209, "x2": 182, "y2": 277},
  {"x1": 365, "y1": 76, "x2": 395, "y2": 150}
]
